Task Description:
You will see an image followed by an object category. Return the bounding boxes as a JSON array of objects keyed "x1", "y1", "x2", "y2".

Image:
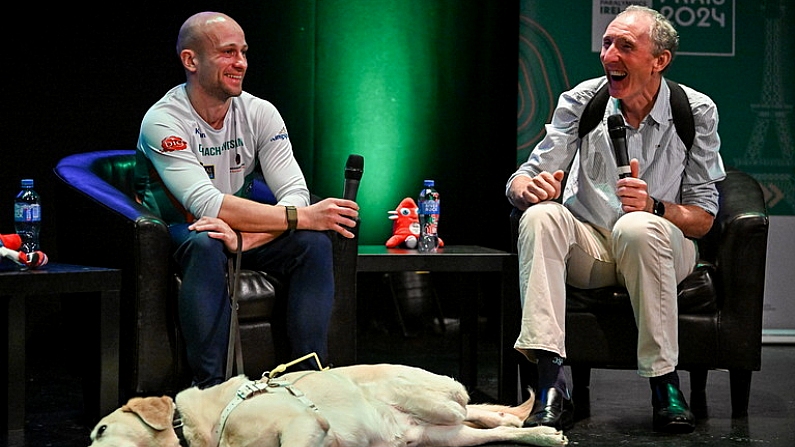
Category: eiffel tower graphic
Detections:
[{"x1": 735, "y1": 0, "x2": 793, "y2": 211}]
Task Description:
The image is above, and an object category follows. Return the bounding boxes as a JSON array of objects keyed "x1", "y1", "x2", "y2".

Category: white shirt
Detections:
[
  {"x1": 135, "y1": 85, "x2": 309, "y2": 224},
  {"x1": 507, "y1": 76, "x2": 726, "y2": 231}
]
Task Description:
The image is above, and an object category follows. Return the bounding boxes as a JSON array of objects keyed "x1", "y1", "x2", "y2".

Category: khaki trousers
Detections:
[{"x1": 514, "y1": 202, "x2": 697, "y2": 377}]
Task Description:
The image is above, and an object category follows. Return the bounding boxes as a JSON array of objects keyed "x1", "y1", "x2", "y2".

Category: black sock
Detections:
[
  {"x1": 649, "y1": 370, "x2": 680, "y2": 389},
  {"x1": 650, "y1": 371, "x2": 680, "y2": 406},
  {"x1": 536, "y1": 350, "x2": 569, "y2": 396}
]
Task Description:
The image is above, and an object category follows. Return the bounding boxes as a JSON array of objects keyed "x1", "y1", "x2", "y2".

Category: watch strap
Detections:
[
  {"x1": 285, "y1": 206, "x2": 298, "y2": 230},
  {"x1": 652, "y1": 197, "x2": 665, "y2": 217}
]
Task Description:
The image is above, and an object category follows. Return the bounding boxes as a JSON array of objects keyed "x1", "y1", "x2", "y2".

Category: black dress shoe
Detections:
[
  {"x1": 524, "y1": 387, "x2": 575, "y2": 431},
  {"x1": 652, "y1": 383, "x2": 696, "y2": 433}
]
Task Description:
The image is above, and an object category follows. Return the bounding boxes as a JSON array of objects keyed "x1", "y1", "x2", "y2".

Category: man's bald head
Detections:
[{"x1": 176, "y1": 12, "x2": 240, "y2": 55}]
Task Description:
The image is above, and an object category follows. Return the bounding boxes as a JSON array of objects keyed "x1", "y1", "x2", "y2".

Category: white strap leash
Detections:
[{"x1": 214, "y1": 353, "x2": 328, "y2": 446}]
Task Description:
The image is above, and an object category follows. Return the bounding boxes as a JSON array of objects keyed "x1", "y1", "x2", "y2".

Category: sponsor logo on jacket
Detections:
[
  {"x1": 270, "y1": 127, "x2": 289, "y2": 142},
  {"x1": 198, "y1": 138, "x2": 245, "y2": 156},
  {"x1": 161, "y1": 136, "x2": 188, "y2": 152}
]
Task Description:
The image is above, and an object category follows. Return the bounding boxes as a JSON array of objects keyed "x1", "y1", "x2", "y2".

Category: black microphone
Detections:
[
  {"x1": 607, "y1": 114, "x2": 631, "y2": 179},
  {"x1": 343, "y1": 154, "x2": 364, "y2": 201}
]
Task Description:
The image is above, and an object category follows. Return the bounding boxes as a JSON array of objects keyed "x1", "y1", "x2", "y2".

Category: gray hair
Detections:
[{"x1": 621, "y1": 5, "x2": 679, "y2": 59}]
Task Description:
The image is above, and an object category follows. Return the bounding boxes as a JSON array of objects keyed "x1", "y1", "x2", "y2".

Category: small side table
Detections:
[
  {"x1": 357, "y1": 245, "x2": 519, "y2": 398},
  {"x1": 1, "y1": 262, "x2": 121, "y2": 437}
]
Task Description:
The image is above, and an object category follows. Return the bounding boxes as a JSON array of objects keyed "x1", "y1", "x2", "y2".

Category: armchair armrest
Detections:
[
  {"x1": 309, "y1": 194, "x2": 359, "y2": 366},
  {"x1": 709, "y1": 169, "x2": 769, "y2": 369},
  {"x1": 327, "y1": 227, "x2": 359, "y2": 365},
  {"x1": 54, "y1": 150, "x2": 178, "y2": 395},
  {"x1": 53, "y1": 150, "x2": 171, "y2": 272},
  {"x1": 54, "y1": 150, "x2": 160, "y2": 223}
]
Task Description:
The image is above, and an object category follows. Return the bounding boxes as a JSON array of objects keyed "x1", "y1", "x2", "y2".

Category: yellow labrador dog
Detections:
[{"x1": 89, "y1": 364, "x2": 567, "y2": 447}]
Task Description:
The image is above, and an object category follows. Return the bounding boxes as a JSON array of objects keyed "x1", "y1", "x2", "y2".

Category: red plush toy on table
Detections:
[
  {"x1": 385, "y1": 197, "x2": 443, "y2": 249},
  {"x1": 0, "y1": 233, "x2": 48, "y2": 269}
]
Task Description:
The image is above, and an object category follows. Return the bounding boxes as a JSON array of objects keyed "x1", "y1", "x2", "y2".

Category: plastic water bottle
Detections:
[
  {"x1": 417, "y1": 179, "x2": 440, "y2": 253},
  {"x1": 14, "y1": 179, "x2": 41, "y2": 253}
]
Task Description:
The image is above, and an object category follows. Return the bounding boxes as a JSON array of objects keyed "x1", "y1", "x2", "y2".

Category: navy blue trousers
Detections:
[{"x1": 169, "y1": 225, "x2": 334, "y2": 388}]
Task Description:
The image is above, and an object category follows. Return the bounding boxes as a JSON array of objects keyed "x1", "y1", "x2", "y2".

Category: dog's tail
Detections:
[
  {"x1": 464, "y1": 389, "x2": 535, "y2": 428},
  {"x1": 512, "y1": 388, "x2": 536, "y2": 420},
  {"x1": 473, "y1": 388, "x2": 535, "y2": 418}
]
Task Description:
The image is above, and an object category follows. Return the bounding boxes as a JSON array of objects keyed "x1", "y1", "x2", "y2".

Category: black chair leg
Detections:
[
  {"x1": 689, "y1": 368, "x2": 709, "y2": 419},
  {"x1": 729, "y1": 369, "x2": 752, "y2": 418},
  {"x1": 571, "y1": 366, "x2": 591, "y2": 420}
]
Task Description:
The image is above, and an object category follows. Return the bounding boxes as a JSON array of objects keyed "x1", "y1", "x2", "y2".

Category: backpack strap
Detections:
[
  {"x1": 578, "y1": 83, "x2": 610, "y2": 140},
  {"x1": 666, "y1": 78, "x2": 695, "y2": 151},
  {"x1": 577, "y1": 78, "x2": 695, "y2": 150}
]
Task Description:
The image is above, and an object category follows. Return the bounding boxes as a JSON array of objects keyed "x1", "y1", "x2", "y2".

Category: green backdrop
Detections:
[{"x1": 241, "y1": 0, "x2": 517, "y2": 247}]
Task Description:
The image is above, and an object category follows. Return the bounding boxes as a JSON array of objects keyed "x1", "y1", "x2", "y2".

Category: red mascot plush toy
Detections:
[
  {"x1": 0, "y1": 233, "x2": 48, "y2": 269},
  {"x1": 385, "y1": 197, "x2": 443, "y2": 249}
]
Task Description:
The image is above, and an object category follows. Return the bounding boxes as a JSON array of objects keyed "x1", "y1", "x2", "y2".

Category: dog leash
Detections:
[
  {"x1": 172, "y1": 407, "x2": 189, "y2": 447},
  {"x1": 225, "y1": 230, "x2": 244, "y2": 379},
  {"x1": 214, "y1": 353, "x2": 329, "y2": 446}
]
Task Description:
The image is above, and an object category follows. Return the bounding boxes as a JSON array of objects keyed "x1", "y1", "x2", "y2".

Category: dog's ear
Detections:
[{"x1": 122, "y1": 396, "x2": 175, "y2": 431}]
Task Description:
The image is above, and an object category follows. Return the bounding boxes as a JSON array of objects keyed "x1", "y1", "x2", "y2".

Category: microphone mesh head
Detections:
[
  {"x1": 607, "y1": 114, "x2": 625, "y2": 138},
  {"x1": 345, "y1": 154, "x2": 364, "y2": 180}
]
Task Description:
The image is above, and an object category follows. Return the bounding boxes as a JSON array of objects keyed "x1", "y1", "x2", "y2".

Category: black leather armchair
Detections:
[
  {"x1": 501, "y1": 169, "x2": 769, "y2": 418},
  {"x1": 53, "y1": 150, "x2": 358, "y2": 400}
]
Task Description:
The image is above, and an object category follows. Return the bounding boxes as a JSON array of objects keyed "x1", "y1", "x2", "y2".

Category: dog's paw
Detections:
[{"x1": 519, "y1": 425, "x2": 569, "y2": 446}]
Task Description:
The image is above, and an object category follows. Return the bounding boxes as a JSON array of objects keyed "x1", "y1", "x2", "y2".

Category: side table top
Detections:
[
  {"x1": 0, "y1": 262, "x2": 121, "y2": 294},
  {"x1": 357, "y1": 245, "x2": 516, "y2": 273},
  {"x1": 358, "y1": 244, "x2": 510, "y2": 256}
]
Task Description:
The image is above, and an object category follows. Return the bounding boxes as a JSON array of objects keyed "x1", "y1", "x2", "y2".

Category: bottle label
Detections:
[
  {"x1": 422, "y1": 221, "x2": 438, "y2": 234},
  {"x1": 14, "y1": 204, "x2": 41, "y2": 222},
  {"x1": 419, "y1": 200, "x2": 440, "y2": 214}
]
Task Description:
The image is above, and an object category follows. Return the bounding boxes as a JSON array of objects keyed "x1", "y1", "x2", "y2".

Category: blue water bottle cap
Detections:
[
  {"x1": 424, "y1": 179, "x2": 434, "y2": 187},
  {"x1": 21, "y1": 179, "x2": 34, "y2": 188}
]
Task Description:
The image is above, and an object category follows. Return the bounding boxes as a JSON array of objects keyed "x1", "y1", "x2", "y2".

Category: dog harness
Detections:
[
  {"x1": 214, "y1": 353, "x2": 328, "y2": 446},
  {"x1": 214, "y1": 376, "x2": 319, "y2": 445}
]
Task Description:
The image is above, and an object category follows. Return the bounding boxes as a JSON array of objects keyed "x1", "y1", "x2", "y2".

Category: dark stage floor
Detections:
[{"x1": 6, "y1": 310, "x2": 795, "y2": 446}]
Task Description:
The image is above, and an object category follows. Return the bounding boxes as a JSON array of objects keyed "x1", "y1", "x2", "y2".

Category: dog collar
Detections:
[
  {"x1": 214, "y1": 377, "x2": 319, "y2": 446},
  {"x1": 173, "y1": 406, "x2": 190, "y2": 447}
]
